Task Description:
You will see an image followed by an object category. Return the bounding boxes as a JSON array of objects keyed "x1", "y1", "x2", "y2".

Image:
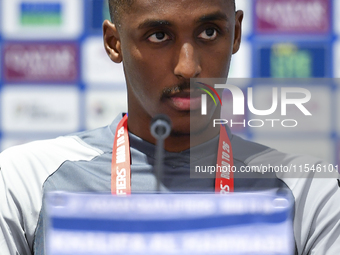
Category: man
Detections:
[
  {"x1": 0, "y1": 0, "x2": 339, "y2": 254},
  {"x1": 103, "y1": 0, "x2": 242, "y2": 152}
]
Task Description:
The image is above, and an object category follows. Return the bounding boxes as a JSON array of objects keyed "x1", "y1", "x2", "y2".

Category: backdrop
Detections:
[{"x1": 0, "y1": 0, "x2": 339, "y2": 166}]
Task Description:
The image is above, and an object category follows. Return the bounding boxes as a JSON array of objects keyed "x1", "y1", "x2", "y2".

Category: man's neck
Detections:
[{"x1": 126, "y1": 111, "x2": 221, "y2": 153}]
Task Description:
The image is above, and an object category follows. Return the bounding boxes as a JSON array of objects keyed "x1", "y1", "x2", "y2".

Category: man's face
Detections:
[{"x1": 105, "y1": 0, "x2": 242, "y2": 135}]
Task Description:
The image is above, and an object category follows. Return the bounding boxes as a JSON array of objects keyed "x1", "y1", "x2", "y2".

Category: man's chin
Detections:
[{"x1": 168, "y1": 112, "x2": 216, "y2": 135}]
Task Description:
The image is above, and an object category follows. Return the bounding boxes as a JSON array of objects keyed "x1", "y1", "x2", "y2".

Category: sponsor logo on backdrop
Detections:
[
  {"x1": 258, "y1": 43, "x2": 327, "y2": 78},
  {"x1": 270, "y1": 44, "x2": 312, "y2": 78},
  {"x1": 20, "y1": 2, "x2": 62, "y2": 26},
  {"x1": 2, "y1": 0, "x2": 83, "y2": 39},
  {"x1": 4, "y1": 43, "x2": 78, "y2": 82},
  {"x1": 1, "y1": 87, "x2": 79, "y2": 132},
  {"x1": 255, "y1": 0, "x2": 330, "y2": 34}
]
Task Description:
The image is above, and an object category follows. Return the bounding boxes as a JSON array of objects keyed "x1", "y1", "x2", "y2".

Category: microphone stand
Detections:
[{"x1": 150, "y1": 114, "x2": 172, "y2": 192}]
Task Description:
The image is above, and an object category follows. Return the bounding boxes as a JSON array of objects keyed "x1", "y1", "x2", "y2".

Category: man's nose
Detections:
[{"x1": 174, "y1": 43, "x2": 202, "y2": 79}]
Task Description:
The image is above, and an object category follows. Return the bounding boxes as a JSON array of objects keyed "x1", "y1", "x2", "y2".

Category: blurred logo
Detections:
[
  {"x1": 14, "y1": 102, "x2": 67, "y2": 122},
  {"x1": 271, "y1": 44, "x2": 312, "y2": 78},
  {"x1": 4, "y1": 43, "x2": 78, "y2": 82},
  {"x1": 1, "y1": 88, "x2": 79, "y2": 132},
  {"x1": 20, "y1": 2, "x2": 62, "y2": 26},
  {"x1": 258, "y1": 43, "x2": 327, "y2": 78},
  {"x1": 255, "y1": 0, "x2": 330, "y2": 33}
]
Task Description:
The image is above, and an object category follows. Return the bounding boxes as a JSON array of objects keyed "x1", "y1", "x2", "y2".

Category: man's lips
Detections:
[
  {"x1": 165, "y1": 90, "x2": 202, "y2": 111},
  {"x1": 169, "y1": 97, "x2": 201, "y2": 111}
]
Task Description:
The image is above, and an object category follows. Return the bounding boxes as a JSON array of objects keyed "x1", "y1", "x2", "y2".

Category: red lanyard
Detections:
[
  {"x1": 111, "y1": 114, "x2": 234, "y2": 195},
  {"x1": 111, "y1": 114, "x2": 131, "y2": 195},
  {"x1": 215, "y1": 124, "x2": 234, "y2": 193}
]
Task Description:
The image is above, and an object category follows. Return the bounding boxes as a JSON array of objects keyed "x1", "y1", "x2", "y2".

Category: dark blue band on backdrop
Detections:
[{"x1": 51, "y1": 211, "x2": 290, "y2": 233}]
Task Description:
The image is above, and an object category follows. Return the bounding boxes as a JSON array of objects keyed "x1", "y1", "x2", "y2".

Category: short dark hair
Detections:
[
  {"x1": 108, "y1": 0, "x2": 134, "y2": 25},
  {"x1": 108, "y1": 0, "x2": 236, "y2": 25}
]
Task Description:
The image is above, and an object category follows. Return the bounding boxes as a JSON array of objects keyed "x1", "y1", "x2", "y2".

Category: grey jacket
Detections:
[{"x1": 1, "y1": 113, "x2": 339, "y2": 254}]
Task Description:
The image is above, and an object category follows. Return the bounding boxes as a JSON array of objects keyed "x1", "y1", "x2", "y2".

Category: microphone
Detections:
[{"x1": 150, "y1": 114, "x2": 172, "y2": 192}]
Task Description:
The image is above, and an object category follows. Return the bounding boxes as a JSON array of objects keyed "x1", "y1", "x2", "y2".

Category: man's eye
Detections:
[
  {"x1": 198, "y1": 28, "x2": 217, "y2": 40},
  {"x1": 148, "y1": 32, "x2": 170, "y2": 43}
]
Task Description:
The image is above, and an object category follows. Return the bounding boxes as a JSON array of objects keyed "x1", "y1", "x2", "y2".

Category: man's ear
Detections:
[
  {"x1": 232, "y1": 10, "x2": 244, "y2": 54},
  {"x1": 103, "y1": 20, "x2": 122, "y2": 63}
]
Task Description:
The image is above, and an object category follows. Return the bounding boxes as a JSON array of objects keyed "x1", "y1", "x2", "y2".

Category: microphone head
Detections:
[{"x1": 150, "y1": 114, "x2": 172, "y2": 140}]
